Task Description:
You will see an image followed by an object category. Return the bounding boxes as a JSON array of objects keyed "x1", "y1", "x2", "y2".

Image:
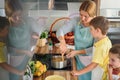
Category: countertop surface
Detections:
[{"x1": 33, "y1": 44, "x2": 78, "y2": 80}]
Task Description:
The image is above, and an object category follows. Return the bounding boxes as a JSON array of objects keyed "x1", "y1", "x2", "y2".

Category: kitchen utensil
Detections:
[
  {"x1": 51, "y1": 55, "x2": 67, "y2": 69},
  {"x1": 61, "y1": 54, "x2": 64, "y2": 61},
  {"x1": 49, "y1": 17, "x2": 74, "y2": 45}
]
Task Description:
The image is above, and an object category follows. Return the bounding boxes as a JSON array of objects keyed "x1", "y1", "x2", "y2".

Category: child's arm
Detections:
[
  {"x1": 108, "y1": 64, "x2": 113, "y2": 80},
  {"x1": 71, "y1": 62, "x2": 98, "y2": 76},
  {"x1": 0, "y1": 62, "x2": 25, "y2": 75}
]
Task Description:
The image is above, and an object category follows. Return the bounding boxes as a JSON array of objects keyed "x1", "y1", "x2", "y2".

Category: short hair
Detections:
[
  {"x1": 5, "y1": 0, "x2": 23, "y2": 17},
  {"x1": 89, "y1": 16, "x2": 109, "y2": 35},
  {"x1": 79, "y1": 0, "x2": 96, "y2": 17},
  {"x1": 109, "y1": 44, "x2": 120, "y2": 59},
  {"x1": 0, "y1": 16, "x2": 10, "y2": 31}
]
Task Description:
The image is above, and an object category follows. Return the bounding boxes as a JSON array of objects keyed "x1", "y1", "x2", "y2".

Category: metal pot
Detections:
[{"x1": 51, "y1": 55, "x2": 67, "y2": 69}]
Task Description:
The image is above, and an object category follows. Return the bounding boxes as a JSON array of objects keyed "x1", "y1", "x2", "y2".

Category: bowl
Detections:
[{"x1": 45, "y1": 75, "x2": 65, "y2": 80}]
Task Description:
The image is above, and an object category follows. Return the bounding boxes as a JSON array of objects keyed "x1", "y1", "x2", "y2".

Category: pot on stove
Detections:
[{"x1": 51, "y1": 55, "x2": 68, "y2": 69}]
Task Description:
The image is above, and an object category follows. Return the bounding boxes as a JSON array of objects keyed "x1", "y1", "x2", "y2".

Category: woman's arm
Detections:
[
  {"x1": 0, "y1": 62, "x2": 24, "y2": 75},
  {"x1": 56, "y1": 18, "x2": 77, "y2": 37},
  {"x1": 58, "y1": 36, "x2": 67, "y2": 54},
  {"x1": 7, "y1": 47, "x2": 34, "y2": 57},
  {"x1": 66, "y1": 49, "x2": 86, "y2": 58},
  {"x1": 56, "y1": 18, "x2": 78, "y2": 54}
]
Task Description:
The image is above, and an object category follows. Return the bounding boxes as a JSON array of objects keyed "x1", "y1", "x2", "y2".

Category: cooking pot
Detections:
[{"x1": 51, "y1": 55, "x2": 68, "y2": 69}]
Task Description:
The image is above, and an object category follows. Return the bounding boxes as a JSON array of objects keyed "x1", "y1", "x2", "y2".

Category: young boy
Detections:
[
  {"x1": 0, "y1": 16, "x2": 24, "y2": 80},
  {"x1": 108, "y1": 44, "x2": 120, "y2": 80},
  {"x1": 71, "y1": 16, "x2": 112, "y2": 80}
]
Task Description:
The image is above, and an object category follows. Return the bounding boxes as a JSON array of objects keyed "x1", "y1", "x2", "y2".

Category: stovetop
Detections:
[{"x1": 32, "y1": 54, "x2": 72, "y2": 71}]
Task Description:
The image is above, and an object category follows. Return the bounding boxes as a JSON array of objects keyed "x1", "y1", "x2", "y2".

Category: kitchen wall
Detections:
[
  {"x1": 100, "y1": 0, "x2": 120, "y2": 28},
  {"x1": 0, "y1": 0, "x2": 4, "y2": 8},
  {"x1": 100, "y1": 0, "x2": 120, "y2": 9},
  {"x1": 100, "y1": 0, "x2": 120, "y2": 44},
  {"x1": 0, "y1": 0, "x2": 5, "y2": 16},
  {"x1": 28, "y1": 2, "x2": 81, "y2": 31}
]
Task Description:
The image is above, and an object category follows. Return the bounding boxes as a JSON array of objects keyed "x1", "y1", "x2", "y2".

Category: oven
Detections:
[
  {"x1": 108, "y1": 27, "x2": 120, "y2": 45},
  {"x1": 100, "y1": 9, "x2": 120, "y2": 45}
]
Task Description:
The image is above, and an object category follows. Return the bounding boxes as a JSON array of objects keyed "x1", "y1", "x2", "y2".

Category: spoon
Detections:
[{"x1": 62, "y1": 53, "x2": 64, "y2": 61}]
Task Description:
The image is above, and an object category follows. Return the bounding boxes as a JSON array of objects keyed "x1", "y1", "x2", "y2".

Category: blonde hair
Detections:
[
  {"x1": 5, "y1": 0, "x2": 23, "y2": 17},
  {"x1": 79, "y1": 0, "x2": 96, "y2": 17}
]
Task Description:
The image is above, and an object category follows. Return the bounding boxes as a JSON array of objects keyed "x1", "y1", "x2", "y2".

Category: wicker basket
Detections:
[{"x1": 49, "y1": 17, "x2": 74, "y2": 45}]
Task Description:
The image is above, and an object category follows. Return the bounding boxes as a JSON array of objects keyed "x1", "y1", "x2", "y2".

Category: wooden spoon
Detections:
[{"x1": 62, "y1": 54, "x2": 64, "y2": 61}]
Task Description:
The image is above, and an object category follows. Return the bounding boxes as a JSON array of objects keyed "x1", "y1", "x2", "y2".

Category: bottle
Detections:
[{"x1": 48, "y1": 41, "x2": 53, "y2": 53}]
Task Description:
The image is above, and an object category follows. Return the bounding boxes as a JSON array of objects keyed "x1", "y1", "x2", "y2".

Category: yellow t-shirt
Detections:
[
  {"x1": 0, "y1": 42, "x2": 6, "y2": 63},
  {"x1": 92, "y1": 37, "x2": 112, "y2": 80}
]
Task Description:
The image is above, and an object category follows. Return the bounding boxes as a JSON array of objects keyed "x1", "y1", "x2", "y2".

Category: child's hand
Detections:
[
  {"x1": 108, "y1": 64, "x2": 113, "y2": 74},
  {"x1": 71, "y1": 70, "x2": 80, "y2": 76}
]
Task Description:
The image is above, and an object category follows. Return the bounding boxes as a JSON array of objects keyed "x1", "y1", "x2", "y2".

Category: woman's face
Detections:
[
  {"x1": 109, "y1": 53, "x2": 120, "y2": 68},
  {"x1": 9, "y1": 10, "x2": 23, "y2": 25},
  {"x1": 80, "y1": 10, "x2": 93, "y2": 26}
]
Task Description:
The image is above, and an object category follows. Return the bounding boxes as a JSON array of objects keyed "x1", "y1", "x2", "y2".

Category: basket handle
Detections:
[{"x1": 49, "y1": 17, "x2": 70, "y2": 35}]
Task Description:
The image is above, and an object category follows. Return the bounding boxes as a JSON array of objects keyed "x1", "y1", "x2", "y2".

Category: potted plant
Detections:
[{"x1": 36, "y1": 31, "x2": 48, "y2": 47}]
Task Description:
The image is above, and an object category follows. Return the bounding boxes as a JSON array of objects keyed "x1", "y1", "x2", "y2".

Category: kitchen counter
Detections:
[{"x1": 33, "y1": 44, "x2": 78, "y2": 80}]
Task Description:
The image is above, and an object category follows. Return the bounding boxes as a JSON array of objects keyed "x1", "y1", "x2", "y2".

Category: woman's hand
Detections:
[
  {"x1": 32, "y1": 32, "x2": 39, "y2": 39},
  {"x1": 66, "y1": 50, "x2": 77, "y2": 58},
  {"x1": 59, "y1": 42, "x2": 67, "y2": 55},
  {"x1": 58, "y1": 36, "x2": 67, "y2": 55}
]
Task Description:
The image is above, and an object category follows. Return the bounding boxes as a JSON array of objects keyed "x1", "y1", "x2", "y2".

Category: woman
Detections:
[
  {"x1": 5, "y1": 0, "x2": 39, "y2": 80},
  {"x1": 56, "y1": 0, "x2": 96, "y2": 80}
]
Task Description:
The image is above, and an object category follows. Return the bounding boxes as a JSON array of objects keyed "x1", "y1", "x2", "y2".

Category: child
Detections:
[
  {"x1": 71, "y1": 16, "x2": 112, "y2": 80},
  {"x1": 0, "y1": 16, "x2": 24, "y2": 80},
  {"x1": 108, "y1": 44, "x2": 120, "y2": 80}
]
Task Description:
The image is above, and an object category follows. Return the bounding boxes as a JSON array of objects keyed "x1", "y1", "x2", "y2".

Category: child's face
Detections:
[
  {"x1": 0, "y1": 26, "x2": 8, "y2": 37},
  {"x1": 109, "y1": 52, "x2": 120, "y2": 68}
]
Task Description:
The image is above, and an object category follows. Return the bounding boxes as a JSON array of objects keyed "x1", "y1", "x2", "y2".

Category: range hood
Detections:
[{"x1": 25, "y1": 0, "x2": 83, "y2": 10}]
